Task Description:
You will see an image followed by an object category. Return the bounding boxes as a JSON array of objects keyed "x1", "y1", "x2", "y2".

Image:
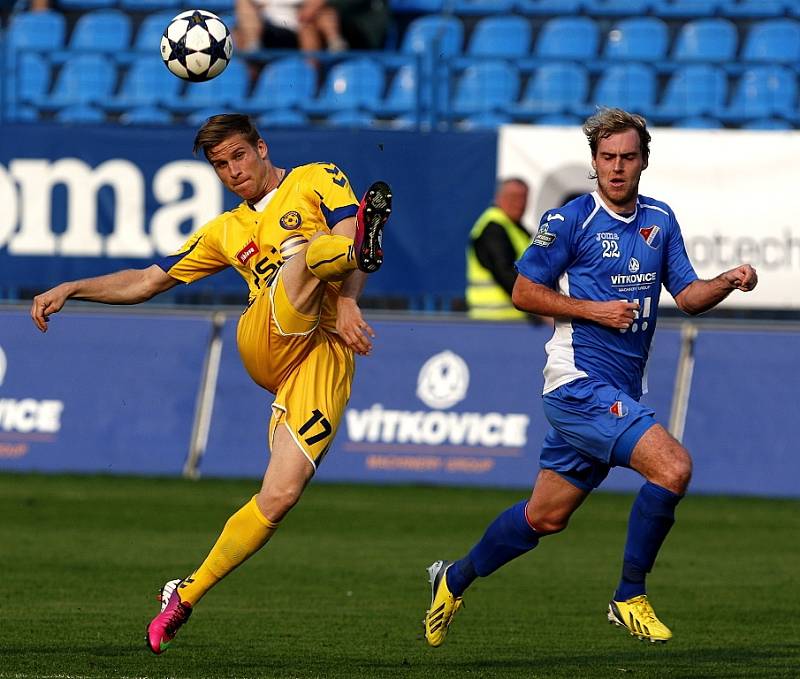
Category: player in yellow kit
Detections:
[{"x1": 29, "y1": 114, "x2": 392, "y2": 655}]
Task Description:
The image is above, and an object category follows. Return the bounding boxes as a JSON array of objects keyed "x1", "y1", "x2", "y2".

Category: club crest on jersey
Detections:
[
  {"x1": 639, "y1": 225, "x2": 662, "y2": 249},
  {"x1": 533, "y1": 223, "x2": 557, "y2": 247},
  {"x1": 236, "y1": 240, "x2": 259, "y2": 265},
  {"x1": 280, "y1": 211, "x2": 302, "y2": 230},
  {"x1": 610, "y1": 401, "x2": 628, "y2": 418}
]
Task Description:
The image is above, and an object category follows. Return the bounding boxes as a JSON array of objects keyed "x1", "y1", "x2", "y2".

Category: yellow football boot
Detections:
[
  {"x1": 608, "y1": 594, "x2": 673, "y2": 643},
  {"x1": 424, "y1": 560, "x2": 463, "y2": 647}
]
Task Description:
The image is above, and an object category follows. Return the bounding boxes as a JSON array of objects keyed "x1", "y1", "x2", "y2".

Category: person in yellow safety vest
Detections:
[{"x1": 466, "y1": 178, "x2": 537, "y2": 321}]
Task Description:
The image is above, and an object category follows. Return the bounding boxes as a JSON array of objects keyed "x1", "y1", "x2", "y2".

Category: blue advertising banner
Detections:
[
  {"x1": 0, "y1": 125, "x2": 496, "y2": 306},
  {"x1": 683, "y1": 329, "x2": 800, "y2": 497},
  {"x1": 201, "y1": 317, "x2": 682, "y2": 492},
  {"x1": 0, "y1": 309, "x2": 212, "y2": 475}
]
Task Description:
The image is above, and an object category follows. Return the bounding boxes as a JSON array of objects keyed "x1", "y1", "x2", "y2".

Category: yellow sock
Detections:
[
  {"x1": 305, "y1": 234, "x2": 355, "y2": 281},
  {"x1": 178, "y1": 496, "x2": 278, "y2": 606}
]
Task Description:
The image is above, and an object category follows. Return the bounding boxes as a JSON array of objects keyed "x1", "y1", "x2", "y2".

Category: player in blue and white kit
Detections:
[{"x1": 424, "y1": 108, "x2": 758, "y2": 646}]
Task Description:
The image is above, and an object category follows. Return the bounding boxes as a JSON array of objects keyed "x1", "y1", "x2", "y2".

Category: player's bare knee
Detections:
[
  {"x1": 528, "y1": 510, "x2": 570, "y2": 535},
  {"x1": 258, "y1": 485, "x2": 303, "y2": 521},
  {"x1": 657, "y1": 446, "x2": 693, "y2": 494}
]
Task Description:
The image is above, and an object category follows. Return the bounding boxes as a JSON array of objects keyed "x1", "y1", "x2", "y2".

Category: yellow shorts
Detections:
[{"x1": 236, "y1": 269, "x2": 354, "y2": 469}]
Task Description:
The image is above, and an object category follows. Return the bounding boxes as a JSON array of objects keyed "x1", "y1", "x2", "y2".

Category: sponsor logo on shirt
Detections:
[
  {"x1": 639, "y1": 225, "x2": 661, "y2": 249},
  {"x1": 628, "y1": 257, "x2": 640, "y2": 273},
  {"x1": 280, "y1": 210, "x2": 302, "y2": 230},
  {"x1": 533, "y1": 223, "x2": 557, "y2": 248},
  {"x1": 609, "y1": 400, "x2": 628, "y2": 418},
  {"x1": 236, "y1": 240, "x2": 259, "y2": 265}
]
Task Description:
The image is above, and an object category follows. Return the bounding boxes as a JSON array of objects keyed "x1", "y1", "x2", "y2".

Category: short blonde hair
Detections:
[
  {"x1": 582, "y1": 107, "x2": 651, "y2": 166},
  {"x1": 193, "y1": 113, "x2": 261, "y2": 159}
]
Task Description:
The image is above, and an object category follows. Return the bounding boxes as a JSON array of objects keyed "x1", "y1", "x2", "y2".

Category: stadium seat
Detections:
[
  {"x1": 511, "y1": 62, "x2": 589, "y2": 120},
  {"x1": 742, "y1": 118, "x2": 794, "y2": 130},
  {"x1": 55, "y1": 105, "x2": 107, "y2": 123},
  {"x1": 452, "y1": 0, "x2": 516, "y2": 13},
  {"x1": 191, "y1": 0, "x2": 234, "y2": 12},
  {"x1": 401, "y1": 15, "x2": 464, "y2": 57},
  {"x1": 104, "y1": 57, "x2": 182, "y2": 112},
  {"x1": 671, "y1": 18, "x2": 738, "y2": 63},
  {"x1": 119, "y1": 106, "x2": 173, "y2": 124},
  {"x1": 514, "y1": 0, "x2": 583, "y2": 14},
  {"x1": 257, "y1": 109, "x2": 310, "y2": 128},
  {"x1": 119, "y1": 0, "x2": 181, "y2": 10},
  {"x1": 58, "y1": 0, "x2": 116, "y2": 9},
  {"x1": 535, "y1": 113, "x2": 583, "y2": 125},
  {"x1": 741, "y1": 19, "x2": 800, "y2": 64},
  {"x1": 186, "y1": 107, "x2": 236, "y2": 126},
  {"x1": 651, "y1": 0, "x2": 724, "y2": 17},
  {"x1": 672, "y1": 116, "x2": 724, "y2": 128},
  {"x1": 375, "y1": 64, "x2": 424, "y2": 116},
  {"x1": 459, "y1": 111, "x2": 513, "y2": 129},
  {"x1": 467, "y1": 16, "x2": 531, "y2": 58},
  {"x1": 34, "y1": 54, "x2": 117, "y2": 110},
  {"x1": 534, "y1": 17, "x2": 600, "y2": 61},
  {"x1": 305, "y1": 59, "x2": 386, "y2": 114},
  {"x1": 450, "y1": 60, "x2": 519, "y2": 117},
  {"x1": 653, "y1": 64, "x2": 728, "y2": 122},
  {"x1": 165, "y1": 59, "x2": 248, "y2": 113},
  {"x1": 720, "y1": 0, "x2": 787, "y2": 19},
  {"x1": 5, "y1": 11, "x2": 66, "y2": 53},
  {"x1": 248, "y1": 57, "x2": 316, "y2": 112},
  {"x1": 54, "y1": 10, "x2": 132, "y2": 62},
  {"x1": 13, "y1": 53, "x2": 51, "y2": 105},
  {"x1": 583, "y1": 0, "x2": 654, "y2": 15},
  {"x1": 582, "y1": 62, "x2": 656, "y2": 117},
  {"x1": 602, "y1": 17, "x2": 668, "y2": 61},
  {"x1": 719, "y1": 65, "x2": 797, "y2": 122},
  {"x1": 325, "y1": 109, "x2": 376, "y2": 128},
  {"x1": 390, "y1": 0, "x2": 444, "y2": 11},
  {"x1": 13, "y1": 105, "x2": 41, "y2": 122}
]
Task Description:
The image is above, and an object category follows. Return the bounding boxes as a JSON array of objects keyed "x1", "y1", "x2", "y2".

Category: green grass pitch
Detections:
[{"x1": 1, "y1": 472, "x2": 798, "y2": 678}]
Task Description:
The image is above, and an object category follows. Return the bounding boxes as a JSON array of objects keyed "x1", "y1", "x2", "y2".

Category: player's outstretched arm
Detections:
[
  {"x1": 512, "y1": 276, "x2": 639, "y2": 330},
  {"x1": 31, "y1": 264, "x2": 179, "y2": 333},
  {"x1": 673, "y1": 264, "x2": 758, "y2": 316}
]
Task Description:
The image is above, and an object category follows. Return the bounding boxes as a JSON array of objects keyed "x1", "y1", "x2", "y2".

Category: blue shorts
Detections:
[{"x1": 540, "y1": 378, "x2": 657, "y2": 492}]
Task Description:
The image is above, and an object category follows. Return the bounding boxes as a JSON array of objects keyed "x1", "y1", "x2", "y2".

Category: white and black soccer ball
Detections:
[{"x1": 160, "y1": 9, "x2": 233, "y2": 82}]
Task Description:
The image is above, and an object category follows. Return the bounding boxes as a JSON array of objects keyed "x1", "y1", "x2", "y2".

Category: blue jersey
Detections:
[{"x1": 516, "y1": 191, "x2": 698, "y2": 399}]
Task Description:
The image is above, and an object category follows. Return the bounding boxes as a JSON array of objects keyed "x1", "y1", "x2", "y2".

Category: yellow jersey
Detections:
[{"x1": 158, "y1": 162, "x2": 359, "y2": 328}]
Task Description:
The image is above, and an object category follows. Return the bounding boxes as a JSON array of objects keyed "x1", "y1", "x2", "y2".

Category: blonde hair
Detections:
[
  {"x1": 193, "y1": 113, "x2": 261, "y2": 158},
  {"x1": 582, "y1": 107, "x2": 651, "y2": 172}
]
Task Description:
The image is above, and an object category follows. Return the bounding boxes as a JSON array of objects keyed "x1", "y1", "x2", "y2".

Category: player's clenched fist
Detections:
[
  {"x1": 722, "y1": 264, "x2": 758, "y2": 292},
  {"x1": 591, "y1": 300, "x2": 640, "y2": 330}
]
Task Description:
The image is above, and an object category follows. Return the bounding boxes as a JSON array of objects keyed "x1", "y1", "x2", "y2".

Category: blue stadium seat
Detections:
[
  {"x1": 653, "y1": 64, "x2": 728, "y2": 122},
  {"x1": 742, "y1": 117, "x2": 794, "y2": 130},
  {"x1": 583, "y1": 63, "x2": 656, "y2": 117},
  {"x1": 6, "y1": 11, "x2": 66, "y2": 53},
  {"x1": 720, "y1": 0, "x2": 787, "y2": 19},
  {"x1": 512, "y1": 62, "x2": 589, "y2": 119},
  {"x1": 583, "y1": 0, "x2": 654, "y2": 15},
  {"x1": 451, "y1": 60, "x2": 519, "y2": 117},
  {"x1": 34, "y1": 54, "x2": 117, "y2": 110},
  {"x1": 671, "y1": 18, "x2": 738, "y2": 63},
  {"x1": 305, "y1": 59, "x2": 386, "y2": 114},
  {"x1": 13, "y1": 105, "x2": 41, "y2": 122},
  {"x1": 248, "y1": 57, "x2": 316, "y2": 112},
  {"x1": 54, "y1": 10, "x2": 132, "y2": 61},
  {"x1": 130, "y1": 11, "x2": 177, "y2": 54},
  {"x1": 534, "y1": 113, "x2": 583, "y2": 125},
  {"x1": 257, "y1": 109, "x2": 310, "y2": 128},
  {"x1": 453, "y1": 0, "x2": 516, "y2": 13},
  {"x1": 514, "y1": 0, "x2": 583, "y2": 13},
  {"x1": 375, "y1": 64, "x2": 424, "y2": 116},
  {"x1": 186, "y1": 107, "x2": 236, "y2": 126},
  {"x1": 603, "y1": 17, "x2": 668, "y2": 61},
  {"x1": 55, "y1": 105, "x2": 107, "y2": 123},
  {"x1": 467, "y1": 16, "x2": 531, "y2": 57},
  {"x1": 401, "y1": 16, "x2": 464, "y2": 57},
  {"x1": 741, "y1": 19, "x2": 800, "y2": 64},
  {"x1": 390, "y1": 0, "x2": 444, "y2": 11},
  {"x1": 119, "y1": 106, "x2": 173, "y2": 124},
  {"x1": 14, "y1": 53, "x2": 51, "y2": 105},
  {"x1": 166, "y1": 59, "x2": 249, "y2": 113},
  {"x1": 719, "y1": 65, "x2": 797, "y2": 122},
  {"x1": 651, "y1": 0, "x2": 724, "y2": 17},
  {"x1": 193, "y1": 0, "x2": 234, "y2": 12},
  {"x1": 535, "y1": 17, "x2": 600, "y2": 61},
  {"x1": 673, "y1": 116, "x2": 724, "y2": 128},
  {"x1": 57, "y1": 0, "x2": 116, "y2": 9},
  {"x1": 119, "y1": 0, "x2": 181, "y2": 10},
  {"x1": 105, "y1": 57, "x2": 182, "y2": 112},
  {"x1": 326, "y1": 110, "x2": 376, "y2": 128},
  {"x1": 459, "y1": 111, "x2": 513, "y2": 129}
]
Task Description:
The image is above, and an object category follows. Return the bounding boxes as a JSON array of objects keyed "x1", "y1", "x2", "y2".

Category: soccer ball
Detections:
[{"x1": 160, "y1": 9, "x2": 233, "y2": 82}]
